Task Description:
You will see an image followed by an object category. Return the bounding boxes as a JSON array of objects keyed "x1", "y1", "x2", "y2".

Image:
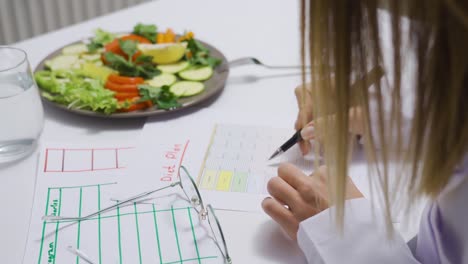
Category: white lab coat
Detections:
[{"x1": 296, "y1": 156, "x2": 468, "y2": 263}]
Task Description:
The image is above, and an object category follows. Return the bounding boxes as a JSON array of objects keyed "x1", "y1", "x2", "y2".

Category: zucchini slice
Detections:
[
  {"x1": 44, "y1": 55, "x2": 80, "y2": 71},
  {"x1": 170, "y1": 81, "x2": 205, "y2": 97},
  {"x1": 80, "y1": 53, "x2": 101, "y2": 62},
  {"x1": 62, "y1": 43, "x2": 88, "y2": 55},
  {"x1": 178, "y1": 66, "x2": 213, "y2": 81},
  {"x1": 147, "y1": 73, "x2": 177, "y2": 87}
]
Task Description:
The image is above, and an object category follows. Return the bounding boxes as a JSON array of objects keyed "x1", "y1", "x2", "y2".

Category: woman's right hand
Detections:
[
  {"x1": 294, "y1": 84, "x2": 366, "y2": 156},
  {"x1": 294, "y1": 84, "x2": 315, "y2": 155}
]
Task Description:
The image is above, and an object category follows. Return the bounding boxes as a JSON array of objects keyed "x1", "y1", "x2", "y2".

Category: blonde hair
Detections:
[{"x1": 300, "y1": 0, "x2": 468, "y2": 230}]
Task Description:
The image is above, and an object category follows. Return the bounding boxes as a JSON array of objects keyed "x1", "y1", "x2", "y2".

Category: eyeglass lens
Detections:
[{"x1": 179, "y1": 166, "x2": 204, "y2": 212}]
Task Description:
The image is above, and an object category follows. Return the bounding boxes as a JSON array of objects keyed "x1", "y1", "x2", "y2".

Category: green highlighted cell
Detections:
[{"x1": 231, "y1": 172, "x2": 248, "y2": 192}]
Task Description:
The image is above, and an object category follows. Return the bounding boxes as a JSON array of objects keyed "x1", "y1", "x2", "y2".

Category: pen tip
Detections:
[{"x1": 268, "y1": 151, "x2": 279, "y2": 160}]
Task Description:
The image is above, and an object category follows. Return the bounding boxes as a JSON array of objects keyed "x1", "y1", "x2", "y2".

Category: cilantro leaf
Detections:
[
  {"x1": 104, "y1": 52, "x2": 139, "y2": 76},
  {"x1": 157, "y1": 86, "x2": 180, "y2": 109},
  {"x1": 87, "y1": 42, "x2": 102, "y2": 53},
  {"x1": 137, "y1": 85, "x2": 156, "y2": 102},
  {"x1": 137, "y1": 64, "x2": 161, "y2": 79},
  {"x1": 87, "y1": 28, "x2": 116, "y2": 52},
  {"x1": 138, "y1": 85, "x2": 180, "y2": 110},
  {"x1": 118, "y1": 39, "x2": 138, "y2": 62},
  {"x1": 184, "y1": 38, "x2": 221, "y2": 67},
  {"x1": 134, "y1": 55, "x2": 161, "y2": 79},
  {"x1": 104, "y1": 48, "x2": 161, "y2": 79},
  {"x1": 93, "y1": 29, "x2": 116, "y2": 45},
  {"x1": 133, "y1": 23, "x2": 158, "y2": 43},
  {"x1": 205, "y1": 57, "x2": 222, "y2": 67},
  {"x1": 193, "y1": 39, "x2": 209, "y2": 53},
  {"x1": 135, "y1": 55, "x2": 153, "y2": 64}
]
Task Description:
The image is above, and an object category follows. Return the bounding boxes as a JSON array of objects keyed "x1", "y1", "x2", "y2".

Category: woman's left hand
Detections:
[{"x1": 262, "y1": 163, "x2": 363, "y2": 240}]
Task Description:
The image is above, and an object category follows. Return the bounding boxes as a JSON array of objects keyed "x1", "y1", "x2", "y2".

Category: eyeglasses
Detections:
[
  {"x1": 178, "y1": 166, "x2": 232, "y2": 264},
  {"x1": 43, "y1": 165, "x2": 232, "y2": 264}
]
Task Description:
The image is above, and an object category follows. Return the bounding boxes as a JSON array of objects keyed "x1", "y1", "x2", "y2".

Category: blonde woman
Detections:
[{"x1": 262, "y1": 0, "x2": 468, "y2": 263}]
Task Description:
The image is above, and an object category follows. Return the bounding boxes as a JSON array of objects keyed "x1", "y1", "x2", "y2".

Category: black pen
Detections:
[
  {"x1": 268, "y1": 129, "x2": 303, "y2": 160},
  {"x1": 268, "y1": 66, "x2": 385, "y2": 160}
]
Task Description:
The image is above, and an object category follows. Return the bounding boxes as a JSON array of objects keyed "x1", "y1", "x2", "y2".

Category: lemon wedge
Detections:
[{"x1": 137, "y1": 43, "x2": 187, "y2": 64}]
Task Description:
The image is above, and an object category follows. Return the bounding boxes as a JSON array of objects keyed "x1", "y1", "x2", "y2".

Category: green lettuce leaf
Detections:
[{"x1": 35, "y1": 70, "x2": 119, "y2": 114}]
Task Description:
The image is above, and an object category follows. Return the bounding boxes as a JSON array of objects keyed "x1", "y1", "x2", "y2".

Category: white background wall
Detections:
[{"x1": 0, "y1": 0, "x2": 151, "y2": 44}]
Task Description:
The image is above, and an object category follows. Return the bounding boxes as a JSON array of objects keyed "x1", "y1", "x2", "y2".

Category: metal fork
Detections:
[
  {"x1": 219, "y1": 57, "x2": 310, "y2": 72},
  {"x1": 229, "y1": 57, "x2": 308, "y2": 69}
]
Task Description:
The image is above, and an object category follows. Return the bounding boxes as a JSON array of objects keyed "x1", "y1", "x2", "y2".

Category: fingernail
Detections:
[{"x1": 301, "y1": 126, "x2": 314, "y2": 139}]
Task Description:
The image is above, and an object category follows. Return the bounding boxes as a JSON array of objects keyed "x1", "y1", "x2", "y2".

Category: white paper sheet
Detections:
[
  {"x1": 138, "y1": 109, "x2": 315, "y2": 212},
  {"x1": 23, "y1": 141, "x2": 224, "y2": 264}
]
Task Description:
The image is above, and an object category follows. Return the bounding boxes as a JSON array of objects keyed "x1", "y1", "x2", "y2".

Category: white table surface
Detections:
[{"x1": 1, "y1": 0, "x2": 419, "y2": 263}]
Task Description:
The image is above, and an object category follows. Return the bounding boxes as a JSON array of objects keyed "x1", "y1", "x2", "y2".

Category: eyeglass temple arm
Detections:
[
  {"x1": 43, "y1": 182, "x2": 180, "y2": 222},
  {"x1": 67, "y1": 246, "x2": 96, "y2": 264}
]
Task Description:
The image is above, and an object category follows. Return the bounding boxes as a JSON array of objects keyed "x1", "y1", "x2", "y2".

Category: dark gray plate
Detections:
[{"x1": 34, "y1": 36, "x2": 229, "y2": 118}]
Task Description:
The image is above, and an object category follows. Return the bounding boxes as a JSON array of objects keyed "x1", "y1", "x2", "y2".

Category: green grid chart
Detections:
[{"x1": 35, "y1": 183, "x2": 220, "y2": 264}]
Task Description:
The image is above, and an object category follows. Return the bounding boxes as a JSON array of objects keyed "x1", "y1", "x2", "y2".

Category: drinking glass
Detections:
[{"x1": 0, "y1": 47, "x2": 44, "y2": 163}]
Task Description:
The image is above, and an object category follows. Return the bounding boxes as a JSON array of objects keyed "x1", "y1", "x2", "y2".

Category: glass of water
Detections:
[{"x1": 0, "y1": 47, "x2": 44, "y2": 163}]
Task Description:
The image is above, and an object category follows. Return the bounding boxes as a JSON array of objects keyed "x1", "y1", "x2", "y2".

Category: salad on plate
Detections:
[{"x1": 34, "y1": 23, "x2": 222, "y2": 114}]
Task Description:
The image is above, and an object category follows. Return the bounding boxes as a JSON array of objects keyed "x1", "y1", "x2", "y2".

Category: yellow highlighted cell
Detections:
[
  {"x1": 201, "y1": 169, "x2": 217, "y2": 190},
  {"x1": 216, "y1": 170, "x2": 233, "y2": 191}
]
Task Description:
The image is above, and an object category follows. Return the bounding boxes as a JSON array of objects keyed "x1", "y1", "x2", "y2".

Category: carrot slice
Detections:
[
  {"x1": 114, "y1": 92, "x2": 140, "y2": 101},
  {"x1": 105, "y1": 81, "x2": 139, "y2": 93},
  {"x1": 108, "y1": 74, "x2": 144, "y2": 85},
  {"x1": 145, "y1": 100, "x2": 153, "y2": 108},
  {"x1": 104, "y1": 39, "x2": 126, "y2": 56}
]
